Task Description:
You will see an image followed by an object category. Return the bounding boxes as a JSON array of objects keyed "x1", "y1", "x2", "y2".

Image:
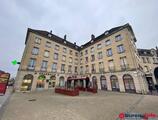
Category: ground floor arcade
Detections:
[{"x1": 15, "y1": 70, "x2": 149, "y2": 94}]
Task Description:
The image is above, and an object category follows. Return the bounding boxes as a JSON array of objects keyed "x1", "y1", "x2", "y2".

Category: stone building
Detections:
[
  {"x1": 138, "y1": 48, "x2": 158, "y2": 89},
  {"x1": 15, "y1": 23, "x2": 158, "y2": 94}
]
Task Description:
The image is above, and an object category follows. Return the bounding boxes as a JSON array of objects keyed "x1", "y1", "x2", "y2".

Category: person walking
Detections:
[{"x1": 148, "y1": 84, "x2": 153, "y2": 94}]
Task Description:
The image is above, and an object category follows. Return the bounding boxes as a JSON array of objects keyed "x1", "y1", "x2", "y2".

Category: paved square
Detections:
[{"x1": 1, "y1": 90, "x2": 158, "y2": 120}]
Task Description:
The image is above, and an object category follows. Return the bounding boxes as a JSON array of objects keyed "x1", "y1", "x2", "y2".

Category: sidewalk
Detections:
[{"x1": 0, "y1": 87, "x2": 12, "y2": 119}]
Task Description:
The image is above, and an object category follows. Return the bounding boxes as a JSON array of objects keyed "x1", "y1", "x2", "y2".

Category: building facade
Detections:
[
  {"x1": 138, "y1": 48, "x2": 158, "y2": 89},
  {"x1": 15, "y1": 23, "x2": 158, "y2": 94}
]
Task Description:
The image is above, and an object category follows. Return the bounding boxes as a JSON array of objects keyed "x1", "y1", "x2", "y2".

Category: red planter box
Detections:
[
  {"x1": 55, "y1": 88, "x2": 79, "y2": 96},
  {"x1": 87, "y1": 88, "x2": 97, "y2": 93},
  {"x1": 0, "y1": 83, "x2": 7, "y2": 95},
  {"x1": 78, "y1": 87, "x2": 86, "y2": 91}
]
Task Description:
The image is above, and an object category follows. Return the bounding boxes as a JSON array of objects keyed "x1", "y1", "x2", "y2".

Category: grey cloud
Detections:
[{"x1": 0, "y1": 0, "x2": 158, "y2": 77}]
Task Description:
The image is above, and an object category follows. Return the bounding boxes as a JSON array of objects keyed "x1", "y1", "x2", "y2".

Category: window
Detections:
[
  {"x1": 52, "y1": 63, "x2": 57, "y2": 72},
  {"x1": 117, "y1": 45, "x2": 125, "y2": 53},
  {"x1": 91, "y1": 55, "x2": 95, "y2": 61},
  {"x1": 91, "y1": 64, "x2": 96, "y2": 73},
  {"x1": 69, "y1": 57, "x2": 73, "y2": 63},
  {"x1": 68, "y1": 65, "x2": 72, "y2": 73},
  {"x1": 41, "y1": 61, "x2": 48, "y2": 71},
  {"x1": 91, "y1": 47, "x2": 94, "y2": 53},
  {"x1": 44, "y1": 50, "x2": 49, "y2": 57},
  {"x1": 45, "y1": 41, "x2": 51, "y2": 48},
  {"x1": 98, "y1": 52, "x2": 103, "y2": 59},
  {"x1": 108, "y1": 60, "x2": 114, "y2": 71},
  {"x1": 144, "y1": 66, "x2": 149, "y2": 72},
  {"x1": 97, "y1": 44, "x2": 102, "y2": 49},
  {"x1": 153, "y1": 58, "x2": 156, "y2": 63},
  {"x1": 28, "y1": 58, "x2": 36, "y2": 70},
  {"x1": 80, "y1": 66, "x2": 83, "y2": 74},
  {"x1": 75, "y1": 66, "x2": 78, "y2": 73},
  {"x1": 62, "y1": 55, "x2": 66, "y2": 62},
  {"x1": 85, "y1": 50, "x2": 88, "y2": 55},
  {"x1": 32, "y1": 47, "x2": 39, "y2": 55},
  {"x1": 115, "y1": 34, "x2": 123, "y2": 41},
  {"x1": 120, "y1": 57, "x2": 127, "y2": 65},
  {"x1": 120, "y1": 57, "x2": 128, "y2": 70},
  {"x1": 75, "y1": 59, "x2": 78, "y2": 65},
  {"x1": 55, "y1": 45, "x2": 59, "y2": 50},
  {"x1": 142, "y1": 57, "x2": 146, "y2": 63},
  {"x1": 80, "y1": 52, "x2": 83, "y2": 56},
  {"x1": 69, "y1": 50, "x2": 73, "y2": 55},
  {"x1": 105, "y1": 39, "x2": 111, "y2": 46},
  {"x1": 146, "y1": 57, "x2": 150, "y2": 63},
  {"x1": 85, "y1": 65, "x2": 89, "y2": 73},
  {"x1": 61, "y1": 64, "x2": 65, "y2": 73},
  {"x1": 54, "y1": 53, "x2": 58, "y2": 60},
  {"x1": 35, "y1": 37, "x2": 41, "y2": 44},
  {"x1": 99, "y1": 62, "x2": 104, "y2": 72},
  {"x1": 75, "y1": 52, "x2": 78, "y2": 57},
  {"x1": 85, "y1": 57, "x2": 88, "y2": 63},
  {"x1": 80, "y1": 59, "x2": 83, "y2": 64},
  {"x1": 107, "y1": 48, "x2": 113, "y2": 56},
  {"x1": 63, "y1": 47, "x2": 67, "y2": 53}
]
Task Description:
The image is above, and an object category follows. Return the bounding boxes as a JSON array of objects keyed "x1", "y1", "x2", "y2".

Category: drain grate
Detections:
[{"x1": 28, "y1": 99, "x2": 36, "y2": 102}]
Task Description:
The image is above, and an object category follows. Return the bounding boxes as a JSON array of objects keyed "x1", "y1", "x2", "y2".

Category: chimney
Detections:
[
  {"x1": 156, "y1": 46, "x2": 158, "y2": 50},
  {"x1": 50, "y1": 30, "x2": 52, "y2": 34},
  {"x1": 74, "y1": 42, "x2": 76, "y2": 45},
  {"x1": 91, "y1": 34, "x2": 95, "y2": 40},
  {"x1": 64, "y1": 35, "x2": 67, "y2": 40}
]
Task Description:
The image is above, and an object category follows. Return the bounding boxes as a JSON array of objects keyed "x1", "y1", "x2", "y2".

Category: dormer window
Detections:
[
  {"x1": 91, "y1": 40, "x2": 94, "y2": 43},
  {"x1": 64, "y1": 41, "x2": 67, "y2": 44}
]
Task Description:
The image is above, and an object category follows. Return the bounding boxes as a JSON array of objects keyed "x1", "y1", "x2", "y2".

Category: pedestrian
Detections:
[{"x1": 148, "y1": 84, "x2": 153, "y2": 94}]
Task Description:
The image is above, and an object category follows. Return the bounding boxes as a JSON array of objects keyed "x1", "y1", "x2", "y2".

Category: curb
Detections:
[{"x1": 0, "y1": 92, "x2": 12, "y2": 120}]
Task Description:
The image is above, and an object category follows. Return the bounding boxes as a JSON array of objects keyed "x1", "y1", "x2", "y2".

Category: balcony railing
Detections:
[
  {"x1": 80, "y1": 71, "x2": 83, "y2": 75},
  {"x1": 99, "y1": 68, "x2": 105, "y2": 73},
  {"x1": 52, "y1": 69, "x2": 57, "y2": 73},
  {"x1": 40, "y1": 67, "x2": 47, "y2": 71},
  {"x1": 108, "y1": 66, "x2": 115, "y2": 72},
  {"x1": 91, "y1": 69, "x2": 96, "y2": 73},
  {"x1": 61, "y1": 70, "x2": 65, "y2": 73},
  {"x1": 27, "y1": 66, "x2": 35, "y2": 70},
  {"x1": 120, "y1": 64, "x2": 129, "y2": 71}
]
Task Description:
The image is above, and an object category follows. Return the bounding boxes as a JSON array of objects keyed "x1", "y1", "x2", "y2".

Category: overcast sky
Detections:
[{"x1": 0, "y1": 0, "x2": 158, "y2": 77}]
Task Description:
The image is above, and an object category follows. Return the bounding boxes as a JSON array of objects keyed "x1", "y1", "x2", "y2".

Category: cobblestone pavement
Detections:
[{"x1": 1, "y1": 90, "x2": 158, "y2": 120}]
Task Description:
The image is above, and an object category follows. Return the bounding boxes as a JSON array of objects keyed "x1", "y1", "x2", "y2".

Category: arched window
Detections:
[
  {"x1": 100, "y1": 75, "x2": 107, "y2": 90},
  {"x1": 123, "y1": 74, "x2": 136, "y2": 93},
  {"x1": 49, "y1": 75, "x2": 56, "y2": 88},
  {"x1": 36, "y1": 75, "x2": 46, "y2": 89},
  {"x1": 110, "y1": 75, "x2": 119, "y2": 91},
  {"x1": 92, "y1": 76, "x2": 97, "y2": 89},
  {"x1": 59, "y1": 76, "x2": 65, "y2": 87},
  {"x1": 154, "y1": 67, "x2": 158, "y2": 84},
  {"x1": 21, "y1": 74, "x2": 33, "y2": 91}
]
